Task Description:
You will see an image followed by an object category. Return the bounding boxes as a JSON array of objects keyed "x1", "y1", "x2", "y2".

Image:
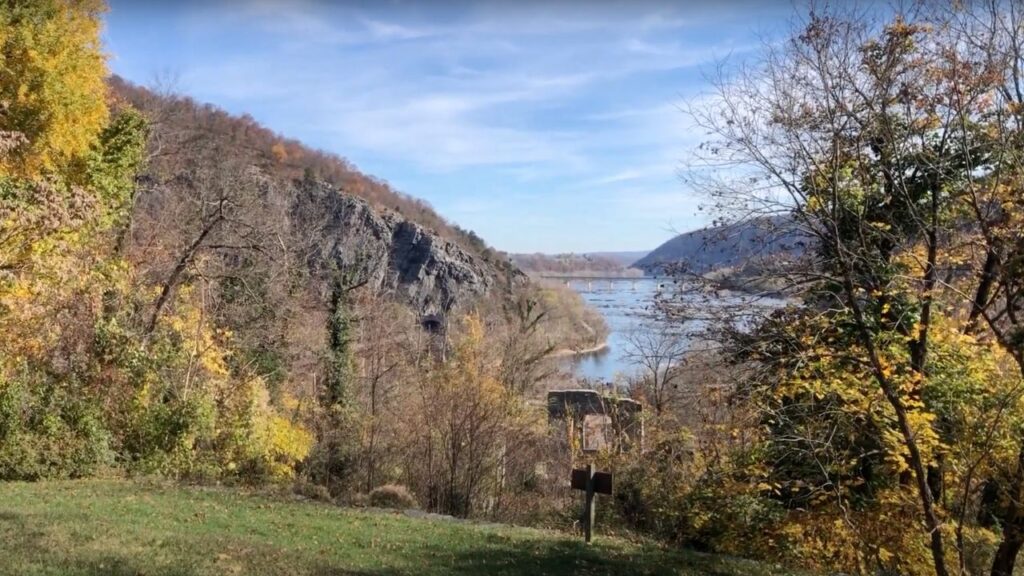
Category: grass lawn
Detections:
[{"x1": 0, "y1": 480, "x2": 797, "y2": 576}]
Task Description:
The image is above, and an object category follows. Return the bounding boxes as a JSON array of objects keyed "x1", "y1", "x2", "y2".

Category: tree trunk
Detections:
[
  {"x1": 991, "y1": 533, "x2": 1024, "y2": 576},
  {"x1": 144, "y1": 212, "x2": 223, "y2": 337},
  {"x1": 840, "y1": 273, "x2": 950, "y2": 576},
  {"x1": 991, "y1": 447, "x2": 1024, "y2": 576}
]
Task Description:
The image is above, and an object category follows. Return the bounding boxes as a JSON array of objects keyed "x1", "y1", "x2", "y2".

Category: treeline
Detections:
[
  {"x1": 0, "y1": 0, "x2": 599, "y2": 524},
  {"x1": 510, "y1": 252, "x2": 643, "y2": 277}
]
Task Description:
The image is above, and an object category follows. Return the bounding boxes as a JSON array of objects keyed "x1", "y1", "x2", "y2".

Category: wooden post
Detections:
[
  {"x1": 583, "y1": 463, "x2": 595, "y2": 543},
  {"x1": 571, "y1": 465, "x2": 611, "y2": 544}
]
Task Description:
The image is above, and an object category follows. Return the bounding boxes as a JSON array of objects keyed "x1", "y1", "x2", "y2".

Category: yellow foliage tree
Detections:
[
  {"x1": 0, "y1": 0, "x2": 109, "y2": 178},
  {"x1": 409, "y1": 313, "x2": 542, "y2": 517}
]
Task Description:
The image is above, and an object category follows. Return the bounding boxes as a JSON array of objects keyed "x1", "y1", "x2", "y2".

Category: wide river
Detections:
[{"x1": 561, "y1": 277, "x2": 785, "y2": 383}]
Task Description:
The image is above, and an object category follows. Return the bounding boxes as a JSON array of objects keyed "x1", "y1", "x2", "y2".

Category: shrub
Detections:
[
  {"x1": 369, "y1": 484, "x2": 417, "y2": 510},
  {"x1": 0, "y1": 375, "x2": 113, "y2": 480}
]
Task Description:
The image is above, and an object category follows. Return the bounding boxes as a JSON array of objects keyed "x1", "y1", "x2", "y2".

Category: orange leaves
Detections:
[{"x1": 271, "y1": 142, "x2": 289, "y2": 163}]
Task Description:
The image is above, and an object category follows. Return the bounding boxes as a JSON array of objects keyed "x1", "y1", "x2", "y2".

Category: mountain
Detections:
[
  {"x1": 111, "y1": 76, "x2": 517, "y2": 319},
  {"x1": 633, "y1": 217, "x2": 807, "y2": 276}
]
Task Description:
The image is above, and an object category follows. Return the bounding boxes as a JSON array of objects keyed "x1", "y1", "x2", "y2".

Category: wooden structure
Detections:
[{"x1": 547, "y1": 389, "x2": 643, "y2": 453}]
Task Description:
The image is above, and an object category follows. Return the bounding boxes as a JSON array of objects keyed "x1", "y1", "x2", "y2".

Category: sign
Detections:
[
  {"x1": 570, "y1": 464, "x2": 613, "y2": 543},
  {"x1": 571, "y1": 468, "x2": 612, "y2": 495}
]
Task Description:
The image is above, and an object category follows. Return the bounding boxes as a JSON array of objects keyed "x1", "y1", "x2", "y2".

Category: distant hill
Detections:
[
  {"x1": 633, "y1": 217, "x2": 807, "y2": 277},
  {"x1": 509, "y1": 251, "x2": 648, "y2": 277},
  {"x1": 586, "y1": 251, "x2": 650, "y2": 267}
]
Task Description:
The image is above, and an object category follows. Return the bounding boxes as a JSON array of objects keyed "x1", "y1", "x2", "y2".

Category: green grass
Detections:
[{"x1": 0, "y1": 480, "x2": 797, "y2": 576}]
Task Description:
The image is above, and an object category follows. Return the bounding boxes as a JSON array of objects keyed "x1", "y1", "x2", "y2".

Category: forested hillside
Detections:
[
  {"x1": 632, "y1": 217, "x2": 806, "y2": 275},
  {"x1": 108, "y1": 77, "x2": 507, "y2": 269},
  {"x1": 113, "y1": 74, "x2": 515, "y2": 319}
]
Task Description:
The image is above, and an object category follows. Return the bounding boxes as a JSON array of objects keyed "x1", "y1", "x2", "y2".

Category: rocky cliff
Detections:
[{"x1": 294, "y1": 180, "x2": 504, "y2": 316}]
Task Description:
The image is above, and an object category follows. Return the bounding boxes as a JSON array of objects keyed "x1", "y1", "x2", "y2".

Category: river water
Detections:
[
  {"x1": 561, "y1": 277, "x2": 785, "y2": 383},
  {"x1": 560, "y1": 277, "x2": 664, "y2": 383}
]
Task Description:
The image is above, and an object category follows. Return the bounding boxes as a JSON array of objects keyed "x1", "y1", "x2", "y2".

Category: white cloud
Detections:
[{"x1": 359, "y1": 17, "x2": 438, "y2": 41}]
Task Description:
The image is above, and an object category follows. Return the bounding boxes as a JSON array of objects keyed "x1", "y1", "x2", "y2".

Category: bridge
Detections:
[{"x1": 538, "y1": 275, "x2": 663, "y2": 291}]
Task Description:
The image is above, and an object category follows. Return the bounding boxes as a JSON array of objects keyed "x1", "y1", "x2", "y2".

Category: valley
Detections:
[{"x1": 8, "y1": 2, "x2": 1024, "y2": 575}]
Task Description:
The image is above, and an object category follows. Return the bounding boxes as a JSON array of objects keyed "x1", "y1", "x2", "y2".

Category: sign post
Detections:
[{"x1": 570, "y1": 464, "x2": 612, "y2": 543}]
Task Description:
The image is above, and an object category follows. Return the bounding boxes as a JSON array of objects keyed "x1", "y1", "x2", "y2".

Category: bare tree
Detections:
[
  {"x1": 353, "y1": 292, "x2": 418, "y2": 493},
  {"x1": 496, "y1": 292, "x2": 556, "y2": 396},
  {"x1": 621, "y1": 323, "x2": 688, "y2": 417}
]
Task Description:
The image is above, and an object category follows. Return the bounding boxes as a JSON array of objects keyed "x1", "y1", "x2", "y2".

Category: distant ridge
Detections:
[
  {"x1": 632, "y1": 216, "x2": 807, "y2": 275},
  {"x1": 585, "y1": 251, "x2": 649, "y2": 267}
]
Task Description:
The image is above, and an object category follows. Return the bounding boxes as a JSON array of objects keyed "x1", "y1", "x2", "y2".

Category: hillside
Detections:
[
  {"x1": 103, "y1": 77, "x2": 607, "y2": 383},
  {"x1": 633, "y1": 217, "x2": 807, "y2": 276},
  {"x1": 0, "y1": 480, "x2": 799, "y2": 576},
  {"x1": 109, "y1": 77, "x2": 498, "y2": 264},
  {"x1": 111, "y1": 76, "x2": 517, "y2": 318},
  {"x1": 110, "y1": 78, "x2": 606, "y2": 338},
  {"x1": 588, "y1": 251, "x2": 650, "y2": 267}
]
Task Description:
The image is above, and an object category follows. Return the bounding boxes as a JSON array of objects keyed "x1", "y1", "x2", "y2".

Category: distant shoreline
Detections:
[{"x1": 547, "y1": 341, "x2": 609, "y2": 358}]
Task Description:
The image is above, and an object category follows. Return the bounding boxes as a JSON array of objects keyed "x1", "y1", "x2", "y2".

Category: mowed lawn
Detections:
[{"x1": 0, "y1": 480, "x2": 796, "y2": 576}]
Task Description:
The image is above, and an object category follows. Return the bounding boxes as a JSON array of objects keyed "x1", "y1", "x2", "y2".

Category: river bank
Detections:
[{"x1": 547, "y1": 341, "x2": 609, "y2": 359}]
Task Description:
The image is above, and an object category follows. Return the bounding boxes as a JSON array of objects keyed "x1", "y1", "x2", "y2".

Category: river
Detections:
[{"x1": 561, "y1": 277, "x2": 786, "y2": 383}]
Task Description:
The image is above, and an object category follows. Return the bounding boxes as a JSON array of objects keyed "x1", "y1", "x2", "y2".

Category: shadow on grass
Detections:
[
  {"x1": 40, "y1": 557, "x2": 382, "y2": 576},
  {"x1": 309, "y1": 539, "x2": 706, "y2": 576}
]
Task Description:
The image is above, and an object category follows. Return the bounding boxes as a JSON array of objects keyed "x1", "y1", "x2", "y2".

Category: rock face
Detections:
[{"x1": 294, "y1": 180, "x2": 498, "y2": 316}]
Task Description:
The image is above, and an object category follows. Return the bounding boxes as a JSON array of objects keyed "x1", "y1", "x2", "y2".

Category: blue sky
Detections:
[{"x1": 103, "y1": 1, "x2": 792, "y2": 253}]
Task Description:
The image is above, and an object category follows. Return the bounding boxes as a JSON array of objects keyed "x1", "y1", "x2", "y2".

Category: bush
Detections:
[
  {"x1": 304, "y1": 411, "x2": 361, "y2": 495},
  {"x1": 0, "y1": 376, "x2": 113, "y2": 481},
  {"x1": 369, "y1": 484, "x2": 417, "y2": 510},
  {"x1": 121, "y1": 388, "x2": 217, "y2": 478}
]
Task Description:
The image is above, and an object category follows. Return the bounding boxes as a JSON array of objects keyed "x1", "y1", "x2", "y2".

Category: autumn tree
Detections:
[
  {"x1": 0, "y1": 0, "x2": 109, "y2": 178},
  {"x1": 935, "y1": 2, "x2": 1024, "y2": 573},
  {"x1": 685, "y1": 5, "x2": 1006, "y2": 574},
  {"x1": 406, "y1": 314, "x2": 542, "y2": 517}
]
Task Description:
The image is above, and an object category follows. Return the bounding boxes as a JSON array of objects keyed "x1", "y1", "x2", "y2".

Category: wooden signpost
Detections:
[{"x1": 570, "y1": 464, "x2": 612, "y2": 543}]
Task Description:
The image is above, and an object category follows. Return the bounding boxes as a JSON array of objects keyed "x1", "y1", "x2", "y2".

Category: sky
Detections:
[{"x1": 102, "y1": 0, "x2": 793, "y2": 254}]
